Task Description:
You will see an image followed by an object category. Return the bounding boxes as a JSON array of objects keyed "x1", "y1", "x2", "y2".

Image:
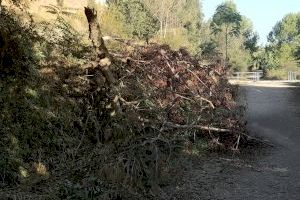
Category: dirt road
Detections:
[{"x1": 167, "y1": 81, "x2": 300, "y2": 200}]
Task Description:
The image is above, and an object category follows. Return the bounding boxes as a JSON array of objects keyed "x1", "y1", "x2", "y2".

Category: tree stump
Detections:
[{"x1": 84, "y1": 7, "x2": 121, "y2": 115}]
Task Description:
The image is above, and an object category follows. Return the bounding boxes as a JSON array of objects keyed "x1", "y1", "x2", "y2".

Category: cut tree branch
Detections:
[{"x1": 164, "y1": 122, "x2": 230, "y2": 132}]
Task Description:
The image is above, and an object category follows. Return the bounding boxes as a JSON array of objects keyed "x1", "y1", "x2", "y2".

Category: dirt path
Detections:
[{"x1": 165, "y1": 81, "x2": 300, "y2": 200}]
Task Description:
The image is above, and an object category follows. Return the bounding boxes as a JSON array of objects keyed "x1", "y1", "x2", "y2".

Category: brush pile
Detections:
[
  {"x1": 50, "y1": 43, "x2": 246, "y2": 198},
  {"x1": 60, "y1": 43, "x2": 246, "y2": 198},
  {"x1": 0, "y1": 4, "x2": 247, "y2": 199},
  {"x1": 110, "y1": 44, "x2": 245, "y2": 148}
]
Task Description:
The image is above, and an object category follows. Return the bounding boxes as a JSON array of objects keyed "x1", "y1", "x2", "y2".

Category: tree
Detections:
[
  {"x1": 108, "y1": 0, "x2": 159, "y2": 43},
  {"x1": 269, "y1": 13, "x2": 300, "y2": 45},
  {"x1": 244, "y1": 31, "x2": 259, "y2": 53},
  {"x1": 242, "y1": 17, "x2": 259, "y2": 54},
  {"x1": 143, "y1": 0, "x2": 184, "y2": 38},
  {"x1": 199, "y1": 40, "x2": 219, "y2": 59},
  {"x1": 267, "y1": 12, "x2": 300, "y2": 68},
  {"x1": 176, "y1": 0, "x2": 202, "y2": 53},
  {"x1": 295, "y1": 47, "x2": 300, "y2": 63},
  {"x1": 128, "y1": 0, "x2": 159, "y2": 43},
  {"x1": 241, "y1": 17, "x2": 259, "y2": 70},
  {"x1": 143, "y1": 0, "x2": 203, "y2": 53},
  {"x1": 296, "y1": 17, "x2": 300, "y2": 62},
  {"x1": 84, "y1": 7, "x2": 121, "y2": 114},
  {"x1": 211, "y1": 1, "x2": 242, "y2": 64}
]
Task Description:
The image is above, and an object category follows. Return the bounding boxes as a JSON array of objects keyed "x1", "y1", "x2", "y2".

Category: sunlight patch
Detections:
[
  {"x1": 33, "y1": 162, "x2": 49, "y2": 176},
  {"x1": 25, "y1": 88, "x2": 38, "y2": 98},
  {"x1": 19, "y1": 166, "x2": 29, "y2": 178}
]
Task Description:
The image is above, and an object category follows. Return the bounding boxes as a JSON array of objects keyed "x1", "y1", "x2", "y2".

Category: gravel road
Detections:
[{"x1": 166, "y1": 81, "x2": 300, "y2": 200}]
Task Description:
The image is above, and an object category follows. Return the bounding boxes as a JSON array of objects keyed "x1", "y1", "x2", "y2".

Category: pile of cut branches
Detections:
[
  {"x1": 64, "y1": 42, "x2": 248, "y2": 198},
  {"x1": 75, "y1": 43, "x2": 247, "y2": 197},
  {"x1": 112, "y1": 44, "x2": 246, "y2": 149},
  {"x1": 0, "y1": 7, "x2": 247, "y2": 198}
]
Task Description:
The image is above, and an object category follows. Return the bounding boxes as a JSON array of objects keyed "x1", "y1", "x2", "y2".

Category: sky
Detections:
[{"x1": 202, "y1": 0, "x2": 300, "y2": 45}]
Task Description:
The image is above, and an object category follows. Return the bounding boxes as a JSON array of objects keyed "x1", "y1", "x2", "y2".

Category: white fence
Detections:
[
  {"x1": 229, "y1": 71, "x2": 263, "y2": 81},
  {"x1": 288, "y1": 71, "x2": 297, "y2": 81}
]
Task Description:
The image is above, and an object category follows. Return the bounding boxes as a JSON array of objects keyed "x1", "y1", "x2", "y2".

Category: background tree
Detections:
[
  {"x1": 263, "y1": 12, "x2": 300, "y2": 78},
  {"x1": 107, "y1": 0, "x2": 159, "y2": 43},
  {"x1": 295, "y1": 47, "x2": 300, "y2": 63},
  {"x1": 199, "y1": 40, "x2": 219, "y2": 59},
  {"x1": 176, "y1": 0, "x2": 203, "y2": 53},
  {"x1": 241, "y1": 17, "x2": 259, "y2": 70},
  {"x1": 243, "y1": 28, "x2": 259, "y2": 54},
  {"x1": 127, "y1": 0, "x2": 159, "y2": 43},
  {"x1": 211, "y1": 1, "x2": 242, "y2": 63},
  {"x1": 142, "y1": 0, "x2": 203, "y2": 53}
]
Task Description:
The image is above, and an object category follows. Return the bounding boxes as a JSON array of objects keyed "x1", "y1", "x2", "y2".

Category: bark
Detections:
[
  {"x1": 84, "y1": 7, "x2": 116, "y2": 85},
  {"x1": 84, "y1": 7, "x2": 121, "y2": 114}
]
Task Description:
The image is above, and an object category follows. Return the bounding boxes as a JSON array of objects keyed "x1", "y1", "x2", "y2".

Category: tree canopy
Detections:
[
  {"x1": 211, "y1": 1, "x2": 242, "y2": 63},
  {"x1": 265, "y1": 12, "x2": 300, "y2": 70},
  {"x1": 108, "y1": 0, "x2": 159, "y2": 43}
]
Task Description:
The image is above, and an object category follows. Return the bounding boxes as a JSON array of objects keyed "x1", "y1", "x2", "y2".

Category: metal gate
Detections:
[
  {"x1": 288, "y1": 71, "x2": 297, "y2": 81},
  {"x1": 230, "y1": 71, "x2": 263, "y2": 81}
]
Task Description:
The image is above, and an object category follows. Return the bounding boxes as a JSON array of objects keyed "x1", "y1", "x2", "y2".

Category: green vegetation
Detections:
[
  {"x1": 0, "y1": 1, "x2": 246, "y2": 199},
  {"x1": 103, "y1": 0, "x2": 261, "y2": 73},
  {"x1": 211, "y1": 1, "x2": 242, "y2": 62},
  {"x1": 107, "y1": 0, "x2": 159, "y2": 43},
  {"x1": 1, "y1": 0, "x2": 300, "y2": 198},
  {"x1": 261, "y1": 12, "x2": 300, "y2": 79},
  {"x1": 199, "y1": 2, "x2": 257, "y2": 72}
]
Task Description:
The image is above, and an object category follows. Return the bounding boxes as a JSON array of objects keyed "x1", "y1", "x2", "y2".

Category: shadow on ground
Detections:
[{"x1": 163, "y1": 82, "x2": 300, "y2": 200}]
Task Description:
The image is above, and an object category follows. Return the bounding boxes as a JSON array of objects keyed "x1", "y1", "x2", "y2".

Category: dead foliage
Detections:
[
  {"x1": 110, "y1": 44, "x2": 246, "y2": 148},
  {"x1": 64, "y1": 43, "x2": 247, "y2": 197},
  {"x1": 0, "y1": 7, "x2": 247, "y2": 197}
]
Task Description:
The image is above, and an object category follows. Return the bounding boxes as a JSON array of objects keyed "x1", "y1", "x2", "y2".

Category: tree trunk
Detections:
[
  {"x1": 84, "y1": 7, "x2": 121, "y2": 115},
  {"x1": 85, "y1": 7, "x2": 115, "y2": 84}
]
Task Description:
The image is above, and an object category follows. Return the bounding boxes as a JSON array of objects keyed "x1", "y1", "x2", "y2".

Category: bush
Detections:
[
  {"x1": 0, "y1": 7, "x2": 37, "y2": 185},
  {"x1": 107, "y1": 0, "x2": 159, "y2": 43},
  {"x1": 0, "y1": 9, "x2": 36, "y2": 78},
  {"x1": 155, "y1": 28, "x2": 190, "y2": 51}
]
